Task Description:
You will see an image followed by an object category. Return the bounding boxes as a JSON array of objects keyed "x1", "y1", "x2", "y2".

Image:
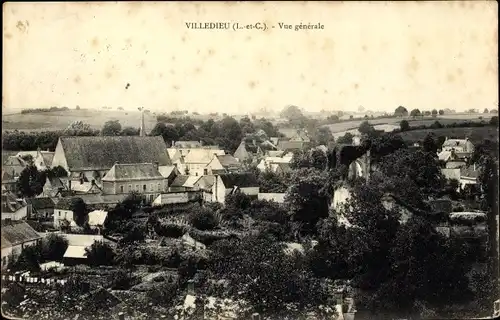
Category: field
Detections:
[
  {"x1": 1, "y1": 109, "x2": 231, "y2": 132},
  {"x1": 399, "y1": 126, "x2": 498, "y2": 144}
]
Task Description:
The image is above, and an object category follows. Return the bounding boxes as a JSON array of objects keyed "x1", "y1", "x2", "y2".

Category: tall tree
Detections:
[
  {"x1": 410, "y1": 109, "x2": 421, "y2": 118},
  {"x1": 422, "y1": 133, "x2": 439, "y2": 154},
  {"x1": 16, "y1": 165, "x2": 44, "y2": 198},
  {"x1": 101, "y1": 120, "x2": 122, "y2": 136},
  {"x1": 394, "y1": 106, "x2": 408, "y2": 117}
]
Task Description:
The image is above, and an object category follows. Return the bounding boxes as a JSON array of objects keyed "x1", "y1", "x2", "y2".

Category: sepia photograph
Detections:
[{"x1": 1, "y1": 1, "x2": 499, "y2": 319}]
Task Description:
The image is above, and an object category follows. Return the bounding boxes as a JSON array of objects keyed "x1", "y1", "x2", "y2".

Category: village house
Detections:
[
  {"x1": 2, "y1": 155, "x2": 27, "y2": 179},
  {"x1": 1, "y1": 193, "x2": 28, "y2": 220},
  {"x1": 183, "y1": 148, "x2": 226, "y2": 176},
  {"x1": 25, "y1": 197, "x2": 55, "y2": 221},
  {"x1": 1, "y1": 219, "x2": 43, "y2": 269},
  {"x1": 212, "y1": 173, "x2": 260, "y2": 204},
  {"x1": 194, "y1": 175, "x2": 216, "y2": 202},
  {"x1": 59, "y1": 233, "x2": 111, "y2": 266},
  {"x1": 158, "y1": 164, "x2": 181, "y2": 186},
  {"x1": 53, "y1": 198, "x2": 75, "y2": 228},
  {"x1": 2, "y1": 170, "x2": 17, "y2": 194},
  {"x1": 205, "y1": 154, "x2": 243, "y2": 175},
  {"x1": 50, "y1": 136, "x2": 172, "y2": 191},
  {"x1": 101, "y1": 162, "x2": 167, "y2": 204},
  {"x1": 169, "y1": 175, "x2": 202, "y2": 192},
  {"x1": 277, "y1": 140, "x2": 309, "y2": 153},
  {"x1": 256, "y1": 155, "x2": 293, "y2": 173},
  {"x1": 40, "y1": 176, "x2": 68, "y2": 197},
  {"x1": 233, "y1": 139, "x2": 264, "y2": 163},
  {"x1": 441, "y1": 137, "x2": 475, "y2": 153}
]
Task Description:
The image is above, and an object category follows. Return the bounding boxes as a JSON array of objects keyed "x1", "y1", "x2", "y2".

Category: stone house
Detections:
[
  {"x1": 26, "y1": 197, "x2": 55, "y2": 221},
  {"x1": 205, "y1": 154, "x2": 243, "y2": 175},
  {"x1": 101, "y1": 162, "x2": 167, "y2": 203},
  {"x1": 51, "y1": 136, "x2": 172, "y2": 191},
  {"x1": 1, "y1": 219, "x2": 42, "y2": 269},
  {"x1": 53, "y1": 198, "x2": 75, "y2": 228},
  {"x1": 1, "y1": 193, "x2": 28, "y2": 220},
  {"x1": 183, "y1": 148, "x2": 226, "y2": 176},
  {"x1": 212, "y1": 173, "x2": 260, "y2": 204}
]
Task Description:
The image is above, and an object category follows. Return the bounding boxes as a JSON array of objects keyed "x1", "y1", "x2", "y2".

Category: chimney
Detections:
[{"x1": 187, "y1": 280, "x2": 195, "y2": 295}]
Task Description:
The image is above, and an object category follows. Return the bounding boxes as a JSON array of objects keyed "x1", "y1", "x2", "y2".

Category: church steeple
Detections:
[{"x1": 139, "y1": 107, "x2": 145, "y2": 137}]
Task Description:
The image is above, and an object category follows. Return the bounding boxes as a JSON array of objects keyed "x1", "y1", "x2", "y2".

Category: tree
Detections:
[
  {"x1": 358, "y1": 121, "x2": 374, "y2": 135},
  {"x1": 489, "y1": 116, "x2": 498, "y2": 126},
  {"x1": 285, "y1": 168, "x2": 331, "y2": 235},
  {"x1": 258, "y1": 169, "x2": 289, "y2": 193},
  {"x1": 16, "y1": 165, "x2": 44, "y2": 198},
  {"x1": 190, "y1": 207, "x2": 219, "y2": 231},
  {"x1": 394, "y1": 106, "x2": 408, "y2": 117},
  {"x1": 337, "y1": 132, "x2": 354, "y2": 144},
  {"x1": 431, "y1": 109, "x2": 438, "y2": 117},
  {"x1": 378, "y1": 148, "x2": 445, "y2": 196},
  {"x1": 209, "y1": 235, "x2": 329, "y2": 316},
  {"x1": 424, "y1": 111, "x2": 431, "y2": 116},
  {"x1": 101, "y1": 120, "x2": 122, "y2": 136},
  {"x1": 422, "y1": 133, "x2": 439, "y2": 154},
  {"x1": 10, "y1": 243, "x2": 42, "y2": 272},
  {"x1": 314, "y1": 126, "x2": 334, "y2": 146},
  {"x1": 410, "y1": 109, "x2": 421, "y2": 118},
  {"x1": 369, "y1": 134, "x2": 407, "y2": 163},
  {"x1": 483, "y1": 108, "x2": 489, "y2": 113},
  {"x1": 399, "y1": 120, "x2": 410, "y2": 132},
  {"x1": 290, "y1": 149, "x2": 327, "y2": 171},
  {"x1": 85, "y1": 242, "x2": 115, "y2": 266},
  {"x1": 490, "y1": 109, "x2": 498, "y2": 114},
  {"x1": 121, "y1": 127, "x2": 140, "y2": 136},
  {"x1": 49, "y1": 165, "x2": 68, "y2": 178},
  {"x1": 280, "y1": 105, "x2": 304, "y2": 121},
  {"x1": 42, "y1": 233, "x2": 69, "y2": 262},
  {"x1": 70, "y1": 197, "x2": 88, "y2": 227},
  {"x1": 438, "y1": 109, "x2": 444, "y2": 115}
]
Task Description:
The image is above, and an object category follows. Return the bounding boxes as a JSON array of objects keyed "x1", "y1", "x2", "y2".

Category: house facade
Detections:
[
  {"x1": 51, "y1": 136, "x2": 172, "y2": 190},
  {"x1": 54, "y1": 198, "x2": 75, "y2": 228},
  {"x1": 212, "y1": 173, "x2": 260, "y2": 204},
  {"x1": 26, "y1": 197, "x2": 55, "y2": 220},
  {"x1": 183, "y1": 149, "x2": 226, "y2": 176},
  {"x1": 101, "y1": 162, "x2": 167, "y2": 203},
  {"x1": 205, "y1": 154, "x2": 243, "y2": 175},
  {"x1": 1, "y1": 220, "x2": 43, "y2": 269},
  {"x1": 441, "y1": 137, "x2": 474, "y2": 153},
  {"x1": 1, "y1": 193, "x2": 28, "y2": 220},
  {"x1": 233, "y1": 140, "x2": 263, "y2": 163}
]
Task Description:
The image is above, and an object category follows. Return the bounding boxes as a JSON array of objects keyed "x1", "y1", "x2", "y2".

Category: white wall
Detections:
[
  {"x1": 54, "y1": 209, "x2": 74, "y2": 228},
  {"x1": 1, "y1": 206, "x2": 28, "y2": 220}
]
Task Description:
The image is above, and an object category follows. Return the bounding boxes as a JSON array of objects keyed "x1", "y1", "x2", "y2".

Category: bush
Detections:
[
  {"x1": 189, "y1": 229, "x2": 236, "y2": 246},
  {"x1": 85, "y1": 242, "x2": 115, "y2": 266},
  {"x1": 155, "y1": 223, "x2": 187, "y2": 238},
  {"x1": 42, "y1": 233, "x2": 69, "y2": 261},
  {"x1": 160, "y1": 248, "x2": 182, "y2": 268},
  {"x1": 110, "y1": 269, "x2": 138, "y2": 290},
  {"x1": 190, "y1": 208, "x2": 219, "y2": 231}
]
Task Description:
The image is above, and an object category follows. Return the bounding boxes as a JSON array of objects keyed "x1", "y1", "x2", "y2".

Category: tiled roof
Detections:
[
  {"x1": 277, "y1": 140, "x2": 307, "y2": 151},
  {"x1": 102, "y1": 163, "x2": 164, "y2": 182},
  {"x1": 216, "y1": 155, "x2": 242, "y2": 168},
  {"x1": 58, "y1": 136, "x2": 171, "y2": 171},
  {"x1": 1, "y1": 220, "x2": 42, "y2": 249},
  {"x1": 54, "y1": 197, "x2": 75, "y2": 210},
  {"x1": 26, "y1": 197, "x2": 55, "y2": 209},
  {"x1": 184, "y1": 176, "x2": 202, "y2": 188},
  {"x1": 184, "y1": 149, "x2": 225, "y2": 164},
  {"x1": 171, "y1": 175, "x2": 190, "y2": 187},
  {"x1": 219, "y1": 173, "x2": 259, "y2": 189},
  {"x1": 3, "y1": 155, "x2": 27, "y2": 167},
  {"x1": 442, "y1": 139, "x2": 468, "y2": 148},
  {"x1": 196, "y1": 175, "x2": 216, "y2": 190},
  {"x1": 1, "y1": 193, "x2": 25, "y2": 213}
]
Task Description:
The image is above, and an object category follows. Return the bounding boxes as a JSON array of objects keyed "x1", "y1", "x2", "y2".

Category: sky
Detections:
[{"x1": 2, "y1": 1, "x2": 498, "y2": 114}]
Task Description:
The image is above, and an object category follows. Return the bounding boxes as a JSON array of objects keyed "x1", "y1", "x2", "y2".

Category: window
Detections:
[
  {"x1": 135, "y1": 184, "x2": 139, "y2": 191},
  {"x1": 150, "y1": 184, "x2": 154, "y2": 192},
  {"x1": 204, "y1": 169, "x2": 208, "y2": 175},
  {"x1": 143, "y1": 185, "x2": 146, "y2": 191},
  {"x1": 157, "y1": 183, "x2": 161, "y2": 191},
  {"x1": 120, "y1": 186, "x2": 124, "y2": 193},
  {"x1": 128, "y1": 185, "x2": 132, "y2": 192}
]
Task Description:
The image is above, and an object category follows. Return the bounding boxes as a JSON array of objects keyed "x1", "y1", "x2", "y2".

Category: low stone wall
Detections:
[{"x1": 2, "y1": 274, "x2": 67, "y2": 286}]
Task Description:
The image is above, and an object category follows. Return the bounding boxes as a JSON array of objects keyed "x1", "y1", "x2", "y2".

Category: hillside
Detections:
[{"x1": 399, "y1": 126, "x2": 498, "y2": 144}]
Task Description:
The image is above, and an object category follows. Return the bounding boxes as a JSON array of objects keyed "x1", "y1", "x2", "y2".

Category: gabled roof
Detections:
[
  {"x1": 46, "y1": 176, "x2": 66, "y2": 189},
  {"x1": 102, "y1": 163, "x2": 164, "y2": 182},
  {"x1": 184, "y1": 176, "x2": 202, "y2": 188},
  {"x1": 1, "y1": 193, "x2": 25, "y2": 213},
  {"x1": 2, "y1": 170, "x2": 15, "y2": 183},
  {"x1": 170, "y1": 175, "x2": 191, "y2": 187},
  {"x1": 184, "y1": 149, "x2": 225, "y2": 164},
  {"x1": 1, "y1": 220, "x2": 42, "y2": 249},
  {"x1": 442, "y1": 139, "x2": 470, "y2": 148},
  {"x1": 277, "y1": 140, "x2": 307, "y2": 151},
  {"x1": 167, "y1": 148, "x2": 182, "y2": 162},
  {"x1": 216, "y1": 155, "x2": 242, "y2": 169},
  {"x1": 55, "y1": 197, "x2": 75, "y2": 210},
  {"x1": 196, "y1": 175, "x2": 216, "y2": 190},
  {"x1": 219, "y1": 173, "x2": 259, "y2": 189},
  {"x1": 158, "y1": 165, "x2": 179, "y2": 178},
  {"x1": 41, "y1": 151, "x2": 54, "y2": 166},
  {"x1": 26, "y1": 197, "x2": 55, "y2": 210},
  {"x1": 58, "y1": 136, "x2": 171, "y2": 171}
]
